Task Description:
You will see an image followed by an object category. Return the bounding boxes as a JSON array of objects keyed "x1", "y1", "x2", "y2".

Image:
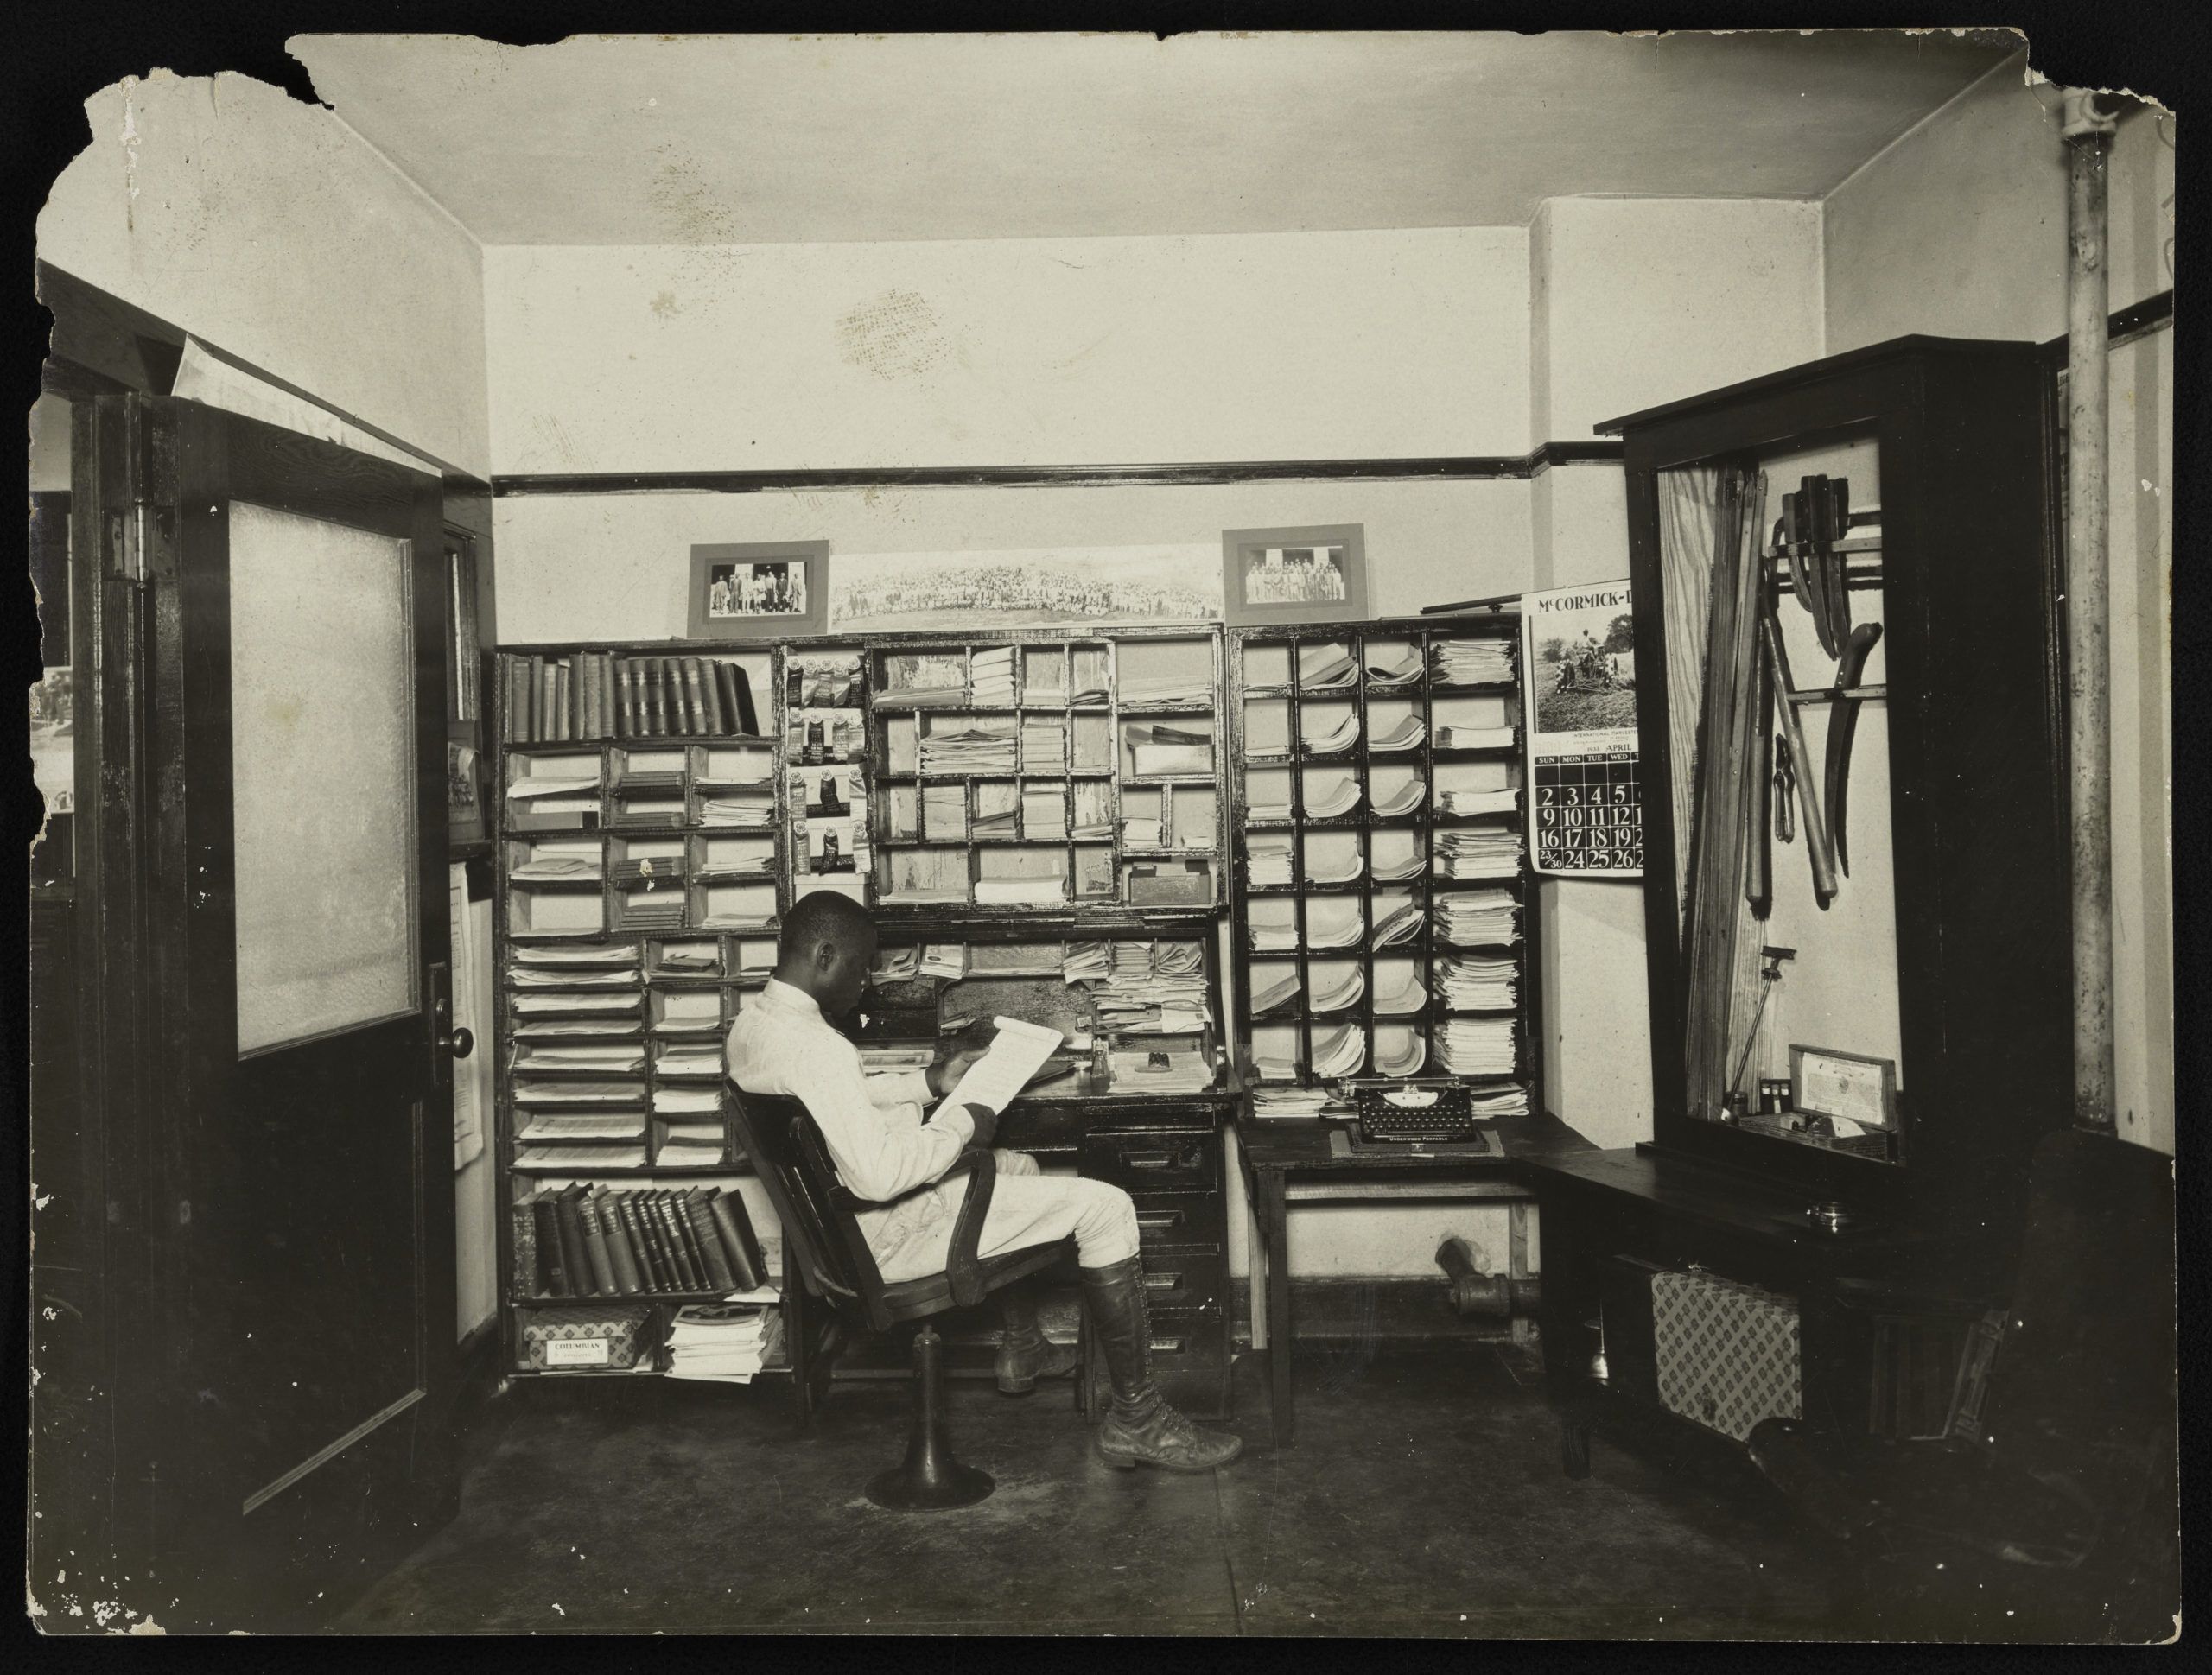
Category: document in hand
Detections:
[{"x1": 942, "y1": 1015, "x2": 1066, "y2": 1117}]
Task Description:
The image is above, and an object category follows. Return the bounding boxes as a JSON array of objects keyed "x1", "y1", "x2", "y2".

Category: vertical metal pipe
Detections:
[{"x1": 2063, "y1": 92, "x2": 2117, "y2": 1134}]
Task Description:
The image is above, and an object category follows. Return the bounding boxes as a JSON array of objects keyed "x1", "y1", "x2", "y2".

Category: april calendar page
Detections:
[{"x1": 1520, "y1": 582, "x2": 1643, "y2": 878}]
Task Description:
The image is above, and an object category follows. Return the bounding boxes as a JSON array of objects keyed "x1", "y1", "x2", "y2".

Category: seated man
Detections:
[{"x1": 728, "y1": 891, "x2": 1241, "y2": 1473}]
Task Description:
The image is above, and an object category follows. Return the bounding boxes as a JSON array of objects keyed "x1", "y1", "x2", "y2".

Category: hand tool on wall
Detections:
[
  {"x1": 1774, "y1": 746, "x2": 1796, "y2": 843},
  {"x1": 1794, "y1": 479, "x2": 1839, "y2": 657},
  {"x1": 1823, "y1": 620, "x2": 1884, "y2": 876},
  {"x1": 1747, "y1": 631, "x2": 1774, "y2": 919},
  {"x1": 1821, "y1": 477, "x2": 1854, "y2": 650},
  {"x1": 1759, "y1": 604, "x2": 1838, "y2": 908}
]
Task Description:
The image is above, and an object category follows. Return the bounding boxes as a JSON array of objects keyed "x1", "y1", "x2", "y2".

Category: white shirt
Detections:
[{"x1": 725, "y1": 977, "x2": 976, "y2": 1265}]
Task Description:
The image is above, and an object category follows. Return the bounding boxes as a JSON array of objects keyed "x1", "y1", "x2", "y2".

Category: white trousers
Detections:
[{"x1": 868, "y1": 1150, "x2": 1141, "y2": 1284}]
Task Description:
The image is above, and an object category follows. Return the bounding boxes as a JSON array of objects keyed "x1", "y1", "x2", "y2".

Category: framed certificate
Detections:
[{"x1": 1789, "y1": 1045, "x2": 1899, "y2": 1132}]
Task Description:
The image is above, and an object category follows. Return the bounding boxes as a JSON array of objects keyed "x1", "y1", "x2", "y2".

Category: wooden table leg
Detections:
[
  {"x1": 1509, "y1": 1197, "x2": 1535, "y2": 1345},
  {"x1": 1263, "y1": 1168, "x2": 1294, "y2": 1448}
]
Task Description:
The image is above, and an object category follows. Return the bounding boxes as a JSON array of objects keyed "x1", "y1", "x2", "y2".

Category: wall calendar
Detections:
[{"x1": 1520, "y1": 581, "x2": 1643, "y2": 877}]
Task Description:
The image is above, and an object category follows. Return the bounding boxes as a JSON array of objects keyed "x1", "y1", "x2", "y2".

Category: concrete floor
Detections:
[{"x1": 344, "y1": 1336, "x2": 1863, "y2": 1637}]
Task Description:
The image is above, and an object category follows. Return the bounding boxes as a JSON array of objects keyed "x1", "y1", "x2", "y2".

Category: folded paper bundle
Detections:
[
  {"x1": 1434, "y1": 827, "x2": 1523, "y2": 879},
  {"x1": 1436, "y1": 1016, "x2": 1518, "y2": 1078},
  {"x1": 1432, "y1": 640, "x2": 1515, "y2": 685},
  {"x1": 970, "y1": 647, "x2": 1017, "y2": 707},
  {"x1": 1303, "y1": 775, "x2": 1363, "y2": 819},
  {"x1": 1311, "y1": 967, "x2": 1367, "y2": 1014},
  {"x1": 1130, "y1": 724, "x2": 1214, "y2": 777},
  {"x1": 1312, "y1": 1023, "x2": 1366, "y2": 1078},
  {"x1": 1370, "y1": 903, "x2": 1424, "y2": 949},
  {"x1": 1372, "y1": 778, "x2": 1428, "y2": 818},
  {"x1": 1434, "y1": 723, "x2": 1516, "y2": 750},
  {"x1": 1370, "y1": 714, "x2": 1427, "y2": 752},
  {"x1": 1247, "y1": 835, "x2": 1294, "y2": 887},
  {"x1": 1365, "y1": 650, "x2": 1424, "y2": 685},
  {"x1": 1436, "y1": 890, "x2": 1521, "y2": 947},
  {"x1": 1249, "y1": 969, "x2": 1302, "y2": 1014},
  {"x1": 1300, "y1": 710, "x2": 1360, "y2": 753},
  {"x1": 1439, "y1": 952, "x2": 1520, "y2": 1010},
  {"x1": 1375, "y1": 1026, "x2": 1427, "y2": 1076},
  {"x1": 1298, "y1": 648, "x2": 1358, "y2": 689},
  {"x1": 1439, "y1": 787, "x2": 1518, "y2": 817}
]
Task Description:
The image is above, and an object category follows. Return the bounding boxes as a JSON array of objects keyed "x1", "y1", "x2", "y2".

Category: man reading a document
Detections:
[{"x1": 727, "y1": 891, "x2": 1241, "y2": 1472}]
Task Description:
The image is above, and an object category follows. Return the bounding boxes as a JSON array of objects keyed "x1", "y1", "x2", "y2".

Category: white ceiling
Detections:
[{"x1": 290, "y1": 30, "x2": 2021, "y2": 247}]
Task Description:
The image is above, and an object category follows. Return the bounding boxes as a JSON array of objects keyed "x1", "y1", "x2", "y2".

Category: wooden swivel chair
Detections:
[
  {"x1": 1747, "y1": 1126, "x2": 2177, "y2": 1638},
  {"x1": 730, "y1": 1088, "x2": 1071, "y2": 1510}
]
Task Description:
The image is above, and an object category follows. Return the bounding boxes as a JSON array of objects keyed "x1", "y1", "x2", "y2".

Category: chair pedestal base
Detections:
[{"x1": 865, "y1": 1324, "x2": 995, "y2": 1510}]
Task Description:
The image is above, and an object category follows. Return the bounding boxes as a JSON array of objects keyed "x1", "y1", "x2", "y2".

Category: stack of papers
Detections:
[
  {"x1": 1249, "y1": 921, "x2": 1300, "y2": 953},
  {"x1": 1313, "y1": 1023, "x2": 1366, "y2": 1078},
  {"x1": 656, "y1": 1121, "x2": 729, "y2": 1164},
  {"x1": 920, "y1": 944, "x2": 969, "y2": 980},
  {"x1": 514, "y1": 1018, "x2": 645, "y2": 1038},
  {"x1": 1435, "y1": 723, "x2": 1516, "y2": 750},
  {"x1": 972, "y1": 802, "x2": 1020, "y2": 838},
  {"x1": 1432, "y1": 640, "x2": 1516, "y2": 685},
  {"x1": 1248, "y1": 836, "x2": 1294, "y2": 888},
  {"x1": 921, "y1": 727, "x2": 1018, "y2": 775},
  {"x1": 1366, "y1": 650, "x2": 1424, "y2": 685},
  {"x1": 1304, "y1": 902, "x2": 1366, "y2": 949},
  {"x1": 1071, "y1": 785, "x2": 1115, "y2": 841},
  {"x1": 1022, "y1": 789, "x2": 1067, "y2": 840},
  {"x1": 1372, "y1": 778, "x2": 1428, "y2": 818},
  {"x1": 1252, "y1": 1086, "x2": 1335, "y2": 1119},
  {"x1": 1301, "y1": 710, "x2": 1360, "y2": 753},
  {"x1": 1370, "y1": 715, "x2": 1427, "y2": 752},
  {"x1": 1110, "y1": 942, "x2": 1153, "y2": 986},
  {"x1": 699, "y1": 798, "x2": 775, "y2": 827},
  {"x1": 1373, "y1": 974, "x2": 1428, "y2": 1016},
  {"x1": 1119, "y1": 670, "x2": 1212, "y2": 707},
  {"x1": 654, "y1": 1045, "x2": 724, "y2": 1076},
  {"x1": 652, "y1": 993, "x2": 725, "y2": 1034},
  {"x1": 1440, "y1": 954, "x2": 1520, "y2": 1010},
  {"x1": 510, "y1": 965, "x2": 635, "y2": 989},
  {"x1": 653, "y1": 1085, "x2": 723, "y2": 1114},
  {"x1": 1375, "y1": 1027, "x2": 1427, "y2": 1076},
  {"x1": 665, "y1": 1297, "x2": 784, "y2": 1384},
  {"x1": 1312, "y1": 967, "x2": 1366, "y2": 1013},
  {"x1": 516, "y1": 1111, "x2": 646, "y2": 1141},
  {"x1": 1122, "y1": 816, "x2": 1165, "y2": 847},
  {"x1": 1304, "y1": 847, "x2": 1364, "y2": 885},
  {"x1": 1020, "y1": 717, "x2": 1067, "y2": 771},
  {"x1": 1437, "y1": 890, "x2": 1521, "y2": 946},
  {"x1": 515, "y1": 993, "x2": 644, "y2": 1016},
  {"x1": 507, "y1": 777, "x2": 600, "y2": 803},
  {"x1": 970, "y1": 647, "x2": 1017, "y2": 707},
  {"x1": 1129, "y1": 726, "x2": 1213, "y2": 777},
  {"x1": 1440, "y1": 787, "x2": 1519, "y2": 817},
  {"x1": 1303, "y1": 775, "x2": 1363, "y2": 818},
  {"x1": 1299, "y1": 649, "x2": 1358, "y2": 689},
  {"x1": 1372, "y1": 847, "x2": 1427, "y2": 882},
  {"x1": 510, "y1": 851, "x2": 603, "y2": 882},
  {"x1": 1436, "y1": 1018, "x2": 1518, "y2": 1078},
  {"x1": 514, "y1": 1044, "x2": 647, "y2": 1072},
  {"x1": 1247, "y1": 796, "x2": 1294, "y2": 822},
  {"x1": 512, "y1": 942, "x2": 640, "y2": 968},
  {"x1": 878, "y1": 654, "x2": 969, "y2": 707},
  {"x1": 1063, "y1": 942, "x2": 1110, "y2": 984},
  {"x1": 1370, "y1": 903, "x2": 1425, "y2": 949},
  {"x1": 1435, "y1": 828, "x2": 1522, "y2": 879},
  {"x1": 654, "y1": 942, "x2": 719, "y2": 972},
  {"x1": 923, "y1": 783, "x2": 968, "y2": 840},
  {"x1": 1251, "y1": 1050, "x2": 1304, "y2": 1084},
  {"x1": 1249, "y1": 968, "x2": 1302, "y2": 1014},
  {"x1": 871, "y1": 945, "x2": 921, "y2": 984},
  {"x1": 514, "y1": 1143, "x2": 648, "y2": 1169}
]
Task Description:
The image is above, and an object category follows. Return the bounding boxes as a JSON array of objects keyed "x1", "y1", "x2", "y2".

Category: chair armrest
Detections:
[
  {"x1": 939, "y1": 1148, "x2": 1000, "y2": 1309},
  {"x1": 1829, "y1": 1275, "x2": 2002, "y2": 1318}
]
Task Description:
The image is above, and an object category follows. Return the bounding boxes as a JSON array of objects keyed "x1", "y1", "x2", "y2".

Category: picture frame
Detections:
[
  {"x1": 1221, "y1": 524, "x2": 1368, "y2": 625},
  {"x1": 1789, "y1": 1044, "x2": 1900, "y2": 1133},
  {"x1": 687, "y1": 541, "x2": 829, "y2": 640}
]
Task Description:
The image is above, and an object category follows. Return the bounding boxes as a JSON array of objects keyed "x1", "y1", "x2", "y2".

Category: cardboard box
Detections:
[
  {"x1": 1650, "y1": 1270, "x2": 1802, "y2": 1443},
  {"x1": 518, "y1": 1304, "x2": 652, "y2": 1372}
]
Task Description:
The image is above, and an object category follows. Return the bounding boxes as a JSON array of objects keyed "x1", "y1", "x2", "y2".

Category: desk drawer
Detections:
[
  {"x1": 1132, "y1": 1191, "x2": 1226, "y2": 1253},
  {"x1": 1138, "y1": 1253, "x2": 1228, "y2": 1314},
  {"x1": 1084, "y1": 1301, "x2": 1232, "y2": 1422},
  {"x1": 1081, "y1": 1129, "x2": 1221, "y2": 1194}
]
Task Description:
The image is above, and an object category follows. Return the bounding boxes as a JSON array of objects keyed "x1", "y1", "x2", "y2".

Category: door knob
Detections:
[{"x1": 442, "y1": 1025, "x2": 474, "y2": 1060}]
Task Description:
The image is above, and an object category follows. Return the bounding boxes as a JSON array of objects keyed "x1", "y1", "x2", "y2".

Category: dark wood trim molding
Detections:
[{"x1": 488, "y1": 440, "x2": 1626, "y2": 498}]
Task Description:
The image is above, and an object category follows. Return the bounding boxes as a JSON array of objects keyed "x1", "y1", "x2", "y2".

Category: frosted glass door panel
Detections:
[{"x1": 231, "y1": 500, "x2": 419, "y2": 1054}]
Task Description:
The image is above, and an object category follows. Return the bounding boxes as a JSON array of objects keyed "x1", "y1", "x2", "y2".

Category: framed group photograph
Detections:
[
  {"x1": 688, "y1": 541, "x2": 829, "y2": 639},
  {"x1": 1221, "y1": 524, "x2": 1368, "y2": 625}
]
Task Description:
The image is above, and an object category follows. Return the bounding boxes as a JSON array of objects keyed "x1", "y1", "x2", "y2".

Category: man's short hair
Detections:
[{"x1": 779, "y1": 889, "x2": 873, "y2": 963}]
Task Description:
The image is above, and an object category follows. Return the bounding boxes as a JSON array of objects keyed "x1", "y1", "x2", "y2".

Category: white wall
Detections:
[
  {"x1": 1526, "y1": 196, "x2": 1827, "y2": 1151},
  {"x1": 37, "y1": 70, "x2": 490, "y2": 478},
  {"x1": 484, "y1": 228, "x2": 1529, "y2": 473},
  {"x1": 1823, "y1": 64, "x2": 2176, "y2": 1152}
]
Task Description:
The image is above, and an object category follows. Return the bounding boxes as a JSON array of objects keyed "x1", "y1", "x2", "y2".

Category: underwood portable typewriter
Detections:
[{"x1": 1356, "y1": 1082, "x2": 1481, "y2": 1144}]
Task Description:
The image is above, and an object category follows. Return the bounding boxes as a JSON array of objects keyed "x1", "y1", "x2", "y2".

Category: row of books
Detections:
[
  {"x1": 504, "y1": 652, "x2": 761, "y2": 743},
  {"x1": 516, "y1": 1182, "x2": 767, "y2": 1300}
]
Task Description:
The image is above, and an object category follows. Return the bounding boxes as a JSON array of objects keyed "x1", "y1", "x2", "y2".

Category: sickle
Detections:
[
  {"x1": 1823, "y1": 477, "x2": 1854, "y2": 652},
  {"x1": 1795, "y1": 480, "x2": 1840, "y2": 659},
  {"x1": 1780, "y1": 492, "x2": 1821, "y2": 644},
  {"x1": 1825, "y1": 621, "x2": 1884, "y2": 876}
]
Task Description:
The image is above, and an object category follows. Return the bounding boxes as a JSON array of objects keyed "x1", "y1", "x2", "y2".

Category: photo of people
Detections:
[
  {"x1": 830, "y1": 546, "x2": 1223, "y2": 631},
  {"x1": 707, "y1": 562, "x2": 806, "y2": 618},
  {"x1": 1242, "y1": 544, "x2": 1351, "y2": 606}
]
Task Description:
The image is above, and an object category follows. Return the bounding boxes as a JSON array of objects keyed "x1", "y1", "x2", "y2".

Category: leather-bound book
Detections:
[
  {"x1": 683, "y1": 659, "x2": 712, "y2": 737},
  {"x1": 707, "y1": 1189, "x2": 767, "y2": 1292},
  {"x1": 616, "y1": 1193, "x2": 669, "y2": 1291},
  {"x1": 651, "y1": 1191, "x2": 705, "y2": 1290},
  {"x1": 647, "y1": 660, "x2": 669, "y2": 736},
  {"x1": 698, "y1": 660, "x2": 728, "y2": 735},
  {"x1": 528, "y1": 655, "x2": 548, "y2": 743},
  {"x1": 680, "y1": 1189, "x2": 739, "y2": 1292},
  {"x1": 552, "y1": 1186, "x2": 592, "y2": 1298},
  {"x1": 592, "y1": 1188, "x2": 642, "y2": 1293},
  {"x1": 575, "y1": 1191, "x2": 619, "y2": 1296},
  {"x1": 600, "y1": 653, "x2": 619, "y2": 738},
  {"x1": 512, "y1": 1193, "x2": 541, "y2": 1296},
  {"x1": 532, "y1": 1193, "x2": 569, "y2": 1297},
  {"x1": 613, "y1": 659, "x2": 634, "y2": 738},
  {"x1": 732, "y1": 662, "x2": 760, "y2": 735},
  {"x1": 577, "y1": 655, "x2": 597, "y2": 742}
]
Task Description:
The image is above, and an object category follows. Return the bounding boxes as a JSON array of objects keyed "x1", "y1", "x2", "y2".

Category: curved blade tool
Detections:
[{"x1": 1825, "y1": 621, "x2": 1884, "y2": 877}]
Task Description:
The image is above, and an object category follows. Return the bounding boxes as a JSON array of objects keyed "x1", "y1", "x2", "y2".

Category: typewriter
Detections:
[{"x1": 1355, "y1": 1082, "x2": 1481, "y2": 1144}]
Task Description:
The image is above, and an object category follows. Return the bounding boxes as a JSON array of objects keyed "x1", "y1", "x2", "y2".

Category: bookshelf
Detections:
[
  {"x1": 1225, "y1": 612, "x2": 1544, "y2": 1112},
  {"x1": 494, "y1": 642, "x2": 785, "y2": 1379}
]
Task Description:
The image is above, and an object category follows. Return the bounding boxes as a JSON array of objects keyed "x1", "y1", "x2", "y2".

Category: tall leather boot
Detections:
[
  {"x1": 1081, "y1": 1255, "x2": 1243, "y2": 1472},
  {"x1": 995, "y1": 1279, "x2": 1082, "y2": 1395}
]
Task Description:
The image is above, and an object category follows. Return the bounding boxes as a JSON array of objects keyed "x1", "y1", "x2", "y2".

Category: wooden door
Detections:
[{"x1": 95, "y1": 392, "x2": 460, "y2": 1625}]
